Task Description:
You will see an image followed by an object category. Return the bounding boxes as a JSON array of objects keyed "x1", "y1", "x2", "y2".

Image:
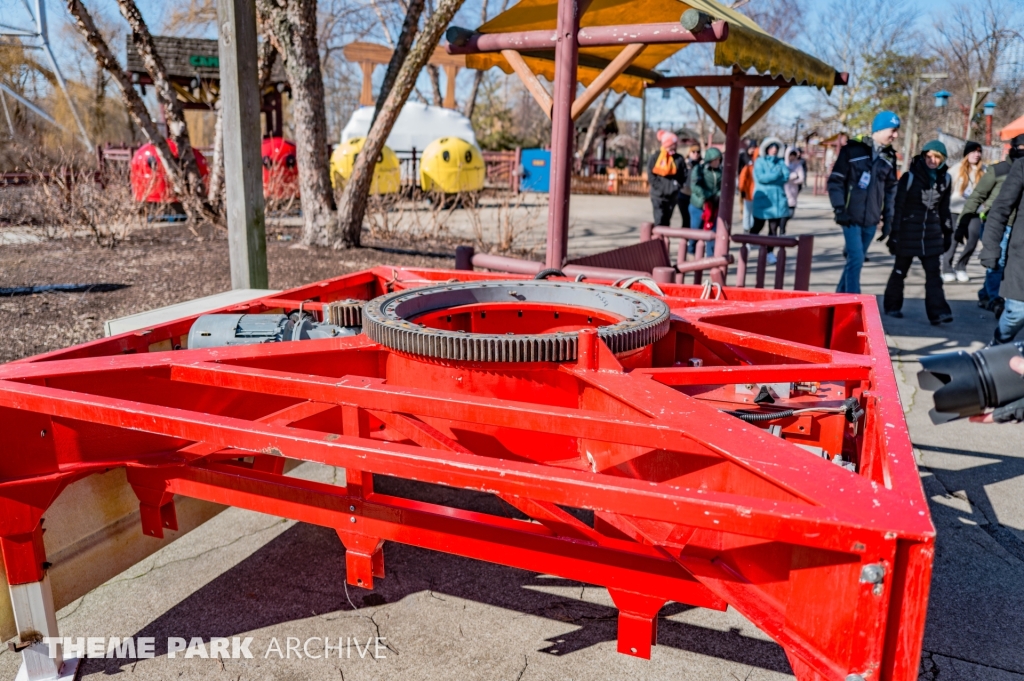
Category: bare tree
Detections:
[
  {"x1": 931, "y1": 0, "x2": 1024, "y2": 138},
  {"x1": 259, "y1": 0, "x2": 337, "y2": 246},
  {"x1": 336, "y1": 0, "x2": 468, "y2": 247},
  {"x1": 63, "y1": 0, "x2": 198, "y2": 220},
  {"x1": 464, "y1": 0, "x2": 513, "y2": 119},
  {"x1": 805, "y1": 0, "x2": 917, "y2": 131},
  {"x1": 373, "y1": 0, "x2": 426, "y2": 124},
  {"x1": 115, "y1": 0, "x2": 211, "y2": 219}
]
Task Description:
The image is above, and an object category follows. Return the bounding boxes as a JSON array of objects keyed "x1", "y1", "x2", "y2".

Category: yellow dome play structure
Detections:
[
  {"x1": 419, "y1": 137, "x2": 485, "y2": 194},
  {"x1": 329, "y1": 138, "x2": 401, "y2": 194}
]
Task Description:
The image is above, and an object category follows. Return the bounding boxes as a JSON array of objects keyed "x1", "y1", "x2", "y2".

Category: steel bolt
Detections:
[
  {"x1": 349, "y1": 516, "x2": 356, "y2": 523},
  {"x1": 349, "y1": 505, "x2": 356, "y2": 512},
  {"x1": 40, "y1": 430, "x2": 46, "y2": 437},
  {"x1": 860, "y1": 563, "x2": 885, "y2": 584}
]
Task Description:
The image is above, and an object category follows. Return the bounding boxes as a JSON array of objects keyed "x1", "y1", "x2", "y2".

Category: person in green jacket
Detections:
[
  {"x1": 688, "y1": 147, "x2": 723, "y2": 257},
  {"x1": 961, "y1": 133, "x2": 1024, "y2": 313}
]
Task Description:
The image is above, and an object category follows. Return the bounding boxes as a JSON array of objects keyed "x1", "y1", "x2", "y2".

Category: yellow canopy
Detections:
[{"x1": 467, "y1": 0, "x2": 838, "y2": 97}]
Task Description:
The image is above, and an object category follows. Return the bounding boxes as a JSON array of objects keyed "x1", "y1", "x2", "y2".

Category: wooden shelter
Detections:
[
  {"x1": 447, "y1": 0, "x2": 844, "y2": 280},
  {"x1": 343, "y1": 41, "x2": 467, "y2": 109},
  {"x1": 126, "y1": 35, "x2": 289, "y2": 138}
]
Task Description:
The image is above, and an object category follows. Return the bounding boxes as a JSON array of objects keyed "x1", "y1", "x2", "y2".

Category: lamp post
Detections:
[
  {"x1": 965, "y1": 84, "x2": 993, "y2": 141},
  {"x1": 903, "y1": 72, "x2": 947, "y2": 172},
  {"x1": 984, "y1": 100, "x2": 996, "y2": 146}
]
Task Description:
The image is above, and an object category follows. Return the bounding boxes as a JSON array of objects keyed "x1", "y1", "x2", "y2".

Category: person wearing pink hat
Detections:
[{"x1": 647, "y1": 130, "x2": 689, "y2": 227}]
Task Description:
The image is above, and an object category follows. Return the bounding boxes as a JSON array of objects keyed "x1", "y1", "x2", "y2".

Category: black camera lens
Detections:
[{"x1": 918, "y1": 341, "x2": 1024, "y2": 423}]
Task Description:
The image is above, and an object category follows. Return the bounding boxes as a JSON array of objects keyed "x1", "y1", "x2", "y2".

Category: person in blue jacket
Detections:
[
  {"x1": 827, "y1": 110, "x2": 901, "y2": 293},
  {"x1": 750, "y1": 137, "x2": 794, "y2": 264}
]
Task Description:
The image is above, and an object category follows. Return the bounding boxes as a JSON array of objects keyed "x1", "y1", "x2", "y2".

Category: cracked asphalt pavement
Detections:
[{"x1": 1, "y1": 195, "x2": 1020, "y2": 680}]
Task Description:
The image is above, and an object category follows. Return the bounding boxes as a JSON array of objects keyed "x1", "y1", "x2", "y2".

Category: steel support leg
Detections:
[
  {"x1": 8, "y1": 577, "x2": 78, "y2": 681},
  {"x1": 608, "y1": 588, "x2": 666, "y2": 659}
]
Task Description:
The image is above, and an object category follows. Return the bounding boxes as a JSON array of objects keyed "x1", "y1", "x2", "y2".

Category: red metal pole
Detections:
[
  {"x1": 545, "y1": 0, "x2": 581, "y2": 269},
  {"x1": 712, "y1": 85, "x2": 744, "y2": 285}
]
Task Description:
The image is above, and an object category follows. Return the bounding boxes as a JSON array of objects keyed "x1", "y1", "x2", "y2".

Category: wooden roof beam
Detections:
[
  {"x1": 501, "y1": 49, "x2": 552, "y2": 118},
  {"x1": 685, "y1": 87, "x2": 727, "y2": 133},
  {"x1": 570, "y1": 43, "x2": 645, "y2": 120},
  {"x1": 739, "y1": 86, "x2": 789, "y2": 136},
  {"x1": 446, "y1": 20, "x2": 727, "y2": 54}
]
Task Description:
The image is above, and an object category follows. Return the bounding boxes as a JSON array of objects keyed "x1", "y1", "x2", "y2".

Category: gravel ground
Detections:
[{"x1": 0, "y1": 222, "x2": 457, "y2": 363}]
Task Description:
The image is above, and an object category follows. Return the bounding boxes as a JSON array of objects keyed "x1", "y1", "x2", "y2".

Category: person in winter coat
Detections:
[
  {"x1": 679, "y1": 144, "x2": 702, "y2": 228},
  {"x1": 942, "y1": 140, "x2": 985, "y2": 282},
  {"x1": 647, "y1": 131, "x2": 688, "y2": 227},
  {"x1": 882, "y1": 140, "x2": 954, "y2": 324},
  {"x1": 781, "y1": 147, "x2": 806, "y2": 235},
  {"x1": 828, "y1": 111, "x2": 901, "y2": 294},
  {"x1": 961, "y1": 134, "x2": 1024, "y2": 314},
  {"x1": 688, "y1": 147, "x2": 723, "y2": 257},
  {"x1": 738, "y1": 147, "x2": 759, "y2": 233},
  {"x1": 981, "y1": 138, "x2": 1024, "y2": 344},
  {"x1": 751, "y1": 137, "x2": 794, "y2": 264}
]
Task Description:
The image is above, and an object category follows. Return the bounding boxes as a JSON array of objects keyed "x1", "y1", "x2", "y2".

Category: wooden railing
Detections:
[{"x1": 731, "y1": 233, "x2": 814, "y2": 290}]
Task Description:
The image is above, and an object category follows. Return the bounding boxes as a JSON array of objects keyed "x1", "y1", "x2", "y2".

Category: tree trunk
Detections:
[
  {"x1": 115, "y1": 0, "x2": 210, "y2": 221},
  {"x1": 335, "y1": 0, "x2": 468, "y2": 248},
  {"x1": 463, "y1": 0, "x2": 501, "y2": 119},
  {"x1": 64, "y1": 0, "x2": 189, "y2": 212},
  {"x1": 373, "y1": 0, "x2": 425, "y2": 126},
  {"x1": 426, "y1": 65, "x2": 444, "y2": 106},
  {"x1": 258, "y1": 0, "x2": 336, "y2": 247},
  {"x1": 578, "y1": 91, "x2": 609, "y2": 161},
  {"x1": 207, "y1": 99, "x2": 225, "y2": 211},
  {"x1": 463, "y1": 70, "x2": 484, "y2": 119}
]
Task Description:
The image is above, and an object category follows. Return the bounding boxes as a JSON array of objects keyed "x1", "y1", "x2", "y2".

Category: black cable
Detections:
[{"x1": 726, "y1": 409, "x2": 796, "y2": 422}]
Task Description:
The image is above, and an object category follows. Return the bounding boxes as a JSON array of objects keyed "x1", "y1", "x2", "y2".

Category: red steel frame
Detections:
[{"x1": 0, "y1": 266, "x2": 933, "y2": 681}]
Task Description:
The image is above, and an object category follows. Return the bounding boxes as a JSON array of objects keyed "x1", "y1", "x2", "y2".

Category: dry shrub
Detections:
[
  {"x1": 0, "y1": 161, "x2": 144, "y2": 246},
  {"x1": 465, "y1": 191, "x2": 542, "y2": 255}
]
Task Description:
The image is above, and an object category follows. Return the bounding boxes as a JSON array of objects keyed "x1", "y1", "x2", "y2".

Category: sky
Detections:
[{"x1": 3, "y1": 0, "x2": 1016, "y2": 142}]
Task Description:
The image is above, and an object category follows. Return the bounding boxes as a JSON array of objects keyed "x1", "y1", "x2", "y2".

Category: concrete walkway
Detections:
[{"x1": 1, "y1": 193, "x2": 1021, "y2": 681}]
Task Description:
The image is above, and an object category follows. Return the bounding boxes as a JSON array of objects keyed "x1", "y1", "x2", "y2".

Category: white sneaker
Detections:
[
  {"x1": 941, "y1": 272, "x2": 955, "y2": 283},
  {"x1": 955, "y1": 270, "x2": 970, "y2": 283},
  {"x1": 767, "y1": 253, "x2": 777, "y2": 265}
]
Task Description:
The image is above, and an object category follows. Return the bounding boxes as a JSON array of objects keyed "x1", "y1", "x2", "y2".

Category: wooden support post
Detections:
[
  {"x1": 739, "y1": 86, "x2": 789, "y2": 137},
  {"x1": 360, "y1": 62, "x2": 375, "y2": 106},
  {"x1": 712, "y1": 85, "x2": 744, "y2": 285},
  {"x1": 217, "y1": 0, "x2": 268, "y2": 289},
  {"x1": 570, "y1": 43, "x2": 645, "y2": 120},
  {"x1": 545, "y1": 0, "x2": 581, "y2": 269},
  {"x1": 502, "y1": 50, "x2": 553, "y2": 117},
  {"x1": 443, "y1": 64, "x2": 459, "y2": 108},
  {"x1": 685, "y1": 87, "x2": 727, "y2": 132}
]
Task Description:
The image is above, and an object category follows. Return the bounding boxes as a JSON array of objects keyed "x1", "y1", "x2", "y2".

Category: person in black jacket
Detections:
[
  {"x1": 827, "y1": 111, "x2": 901, "y2": 294},
  {"x1": 883, "y1": 140, "x2": 954, "y2": 324},
  {"x1": 647, "y1": 131, "x2": 689, "y2": 226},
  {"x1": 982, "y1": 141, "x2": 1024, "y2": 345}
]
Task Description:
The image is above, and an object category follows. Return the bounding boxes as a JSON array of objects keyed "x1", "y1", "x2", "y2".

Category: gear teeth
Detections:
[
  {"x1": 323, "y1": 299, "x2": 364, "y2": 327},
  {"x1": 363, "y1": 280, "x2": 670, "y2": 363}
]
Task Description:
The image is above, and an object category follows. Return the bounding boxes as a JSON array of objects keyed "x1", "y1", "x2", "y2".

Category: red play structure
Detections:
[
  {"x1": 129, "y1": 140, "x2": 209, "y2": 204},
  {"x1": 0, "y1": 267, "x2": 932, "y2": 681},
  {"x1": 261, "y1": 137, "x2": 299, "y2": 200}
]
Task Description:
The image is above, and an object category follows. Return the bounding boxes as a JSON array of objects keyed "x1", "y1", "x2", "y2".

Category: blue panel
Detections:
[{"x1": 519, "y1": 149, "x2": 551, "y2": 193}]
